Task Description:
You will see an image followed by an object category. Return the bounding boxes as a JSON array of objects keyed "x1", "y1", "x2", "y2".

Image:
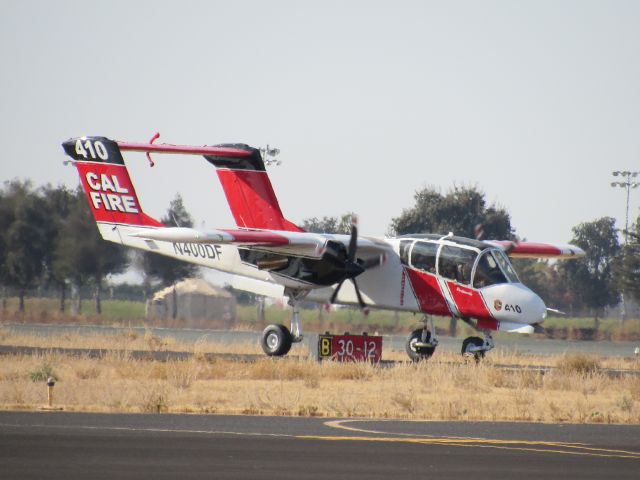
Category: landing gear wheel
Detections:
[
  {"x1": 261, "y1": 324, "x2": 293, "y2": 356},
  {"x1": 461, "y1": 336, "x2": 485, "y2": 362},
  {"x1": 406, "y1": 328, "x2": 436, "y2": 362}
]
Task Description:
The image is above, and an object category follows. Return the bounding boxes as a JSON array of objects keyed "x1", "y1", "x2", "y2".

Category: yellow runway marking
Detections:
[
  {"x1": 316, "y1": 420, "x2": 640, "y2": 460},
  {"x1": 4, "y1": 419, "x2": 639, "y2": 460}
]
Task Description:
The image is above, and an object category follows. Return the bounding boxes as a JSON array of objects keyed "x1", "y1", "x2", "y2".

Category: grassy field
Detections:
[
  {"x1": 1, "y1": 328, "x2": 639, "y2": 423},
  {"x1": 0, "y1": 297, "x2": 146, "y2": 323}
]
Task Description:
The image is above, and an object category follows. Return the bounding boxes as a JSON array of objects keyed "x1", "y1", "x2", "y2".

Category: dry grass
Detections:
[
  {"x1": 1, "y1": 327, "x2": 639, "y2": 423},
  {"x1": 0, "y1": 327, "x2": 277, "y2": 356},
  {"x1": 0, "y1": 350, "x2": 639, "y2": 423}
]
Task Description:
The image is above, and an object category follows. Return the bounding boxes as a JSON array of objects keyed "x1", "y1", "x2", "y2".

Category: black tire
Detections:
[
  {"x1": 261, "y1": 324, "x2": 293, "y2": 356},
  {"x1": 461, "y1": 336, "x2": 485, "y2": 362},
  {"x1": 405, "y1": 328, "x2": 436, "y2": 362}
]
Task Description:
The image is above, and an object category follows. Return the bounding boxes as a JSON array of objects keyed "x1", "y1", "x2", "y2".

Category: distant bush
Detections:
[
  {"x1": 29, "y1": 362, "x2": 57, "y2": 382},
  {"x1": 556, "y1": 353, "x2": 601, "y2": 375}
]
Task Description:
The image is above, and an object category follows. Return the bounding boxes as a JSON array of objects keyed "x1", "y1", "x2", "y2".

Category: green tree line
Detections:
[
  {"x1": 0, "y1": 181, "x2": 633, "y2": 325},
  {"x1": 0, "y1": 181, "x2": 196, "y2": 314}
]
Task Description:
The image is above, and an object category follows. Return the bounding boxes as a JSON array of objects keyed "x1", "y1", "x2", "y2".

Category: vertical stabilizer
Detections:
[
  {"x1": 204, "y1": 145, "x2": 303, "y2": 232},
  {"x1": 61, "y1": 136, "x2": 163, "y2": 228}
]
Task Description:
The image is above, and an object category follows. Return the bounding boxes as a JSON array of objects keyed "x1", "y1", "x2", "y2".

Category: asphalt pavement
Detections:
[{"x1": 1, "y1": 412, "x2": 638, "y2": 479}]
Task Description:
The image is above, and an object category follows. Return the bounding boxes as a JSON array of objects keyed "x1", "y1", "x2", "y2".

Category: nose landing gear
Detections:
[{"x1": 461, "y1": 332, "x2": 494, "y2": 362}]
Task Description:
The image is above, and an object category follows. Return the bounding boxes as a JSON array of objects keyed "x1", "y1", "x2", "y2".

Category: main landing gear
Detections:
[
  {"x1": 405, "y1": 316, "x2": 439, "y2": 362},
  {"x1": 260, "y1": 289, "x2": 306, "y2": 357}
]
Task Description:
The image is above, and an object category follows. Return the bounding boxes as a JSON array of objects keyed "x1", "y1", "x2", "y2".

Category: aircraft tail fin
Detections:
[
  {"x1": 204, "y1": 145, "x2": 303, "y2": 232},
  {"x1": 61, "y1": 136, "x2": 164, "y2": 229}
]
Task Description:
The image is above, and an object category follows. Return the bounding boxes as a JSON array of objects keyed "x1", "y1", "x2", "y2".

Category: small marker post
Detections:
[{"x1": 47, "y1": 377, "x2": 55, "y2": 408}]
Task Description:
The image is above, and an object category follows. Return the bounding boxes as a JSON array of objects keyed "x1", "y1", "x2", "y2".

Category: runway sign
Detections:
[{"x1": 318, "y1": 333, "x2": 382, "y2": 363}]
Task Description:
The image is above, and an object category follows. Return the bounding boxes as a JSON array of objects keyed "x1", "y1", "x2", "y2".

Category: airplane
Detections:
[{"x1": 61, "y1": 135, "x2": 585, "y2": 361}]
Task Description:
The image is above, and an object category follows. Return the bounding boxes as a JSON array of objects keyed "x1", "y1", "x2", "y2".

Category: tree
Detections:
[
  {"x1": 53, "y1": 190, "x2": 91, "y2": 314},
  {"x1": 511, "y1": 259, "x2": 572, "y2": 313},
  {"x1": 54, "y1": 187, "x2": 128, "y2": 314},
  {"x1": 1, "y1": 180, "x2": 48, "y2": 312},
  {"x1": 136, "y1": 194, "x2": 199, "y2": 318},
  {"x1": 301, "y1": 213, "x2": 353, "y2": 234},
  {"x1": 90, "y1": 232, "x2": 128, "y2": 315},
  {"x1": 615, "y1": 215, "x2": 640, "y2": 309},
  {"x1": 40, "y1": 184, "x2": 74, "y2": 312},
  {"x1": 391, "y1": 185, "x2": 513, "y2": 240},
  {"x1": 560, "y1": 217, "x2": 620, "y2": 328},
  {"x1": 0, "y1": 185, "x2": 11, "y2": 310}
]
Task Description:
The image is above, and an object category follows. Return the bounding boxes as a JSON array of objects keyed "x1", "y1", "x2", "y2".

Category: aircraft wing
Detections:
[
  {"x1": 485, "y1": 240, "x2": 585, "y2": 259},
  {"x1": 129, "y1": 227, "x2": 389, "y2": 258}
]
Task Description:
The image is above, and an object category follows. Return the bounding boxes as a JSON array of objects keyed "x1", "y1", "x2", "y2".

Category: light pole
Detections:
[
  {"x1": 611, "y1": 171, "x2": 640, "y2": 244},
  {"x1": 611, "y1": 171, "x2": 640, "y2": 323}
]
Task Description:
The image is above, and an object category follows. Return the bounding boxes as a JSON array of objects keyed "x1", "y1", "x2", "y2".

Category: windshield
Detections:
[
  {"x1": 473, "y1": 249, "x2": 519, "y2": 288},
  {"x1": 493, "y1": 249, "x2": 520, "y2": 282},
  {"x1": 438, "y1": 245, "x2": 477, "y2": 285}
]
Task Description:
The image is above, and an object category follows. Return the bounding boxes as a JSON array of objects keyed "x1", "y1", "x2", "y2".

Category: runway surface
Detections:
[
  {"x1": 3, "y1": 322, "x2": 639, "y2": 358},
  {"x1": 1, "y1": 411, "x2": 639, "y2": 479}
]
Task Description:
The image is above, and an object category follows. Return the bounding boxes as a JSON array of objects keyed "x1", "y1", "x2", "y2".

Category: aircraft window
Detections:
[
  {"x1": 493, "y1": 249, "x2": 520, "y2": 283},
  {"x1": 473, "y1": 251, "x2": 508, "y2": 288},
  {"x1": 399, "y1": 240, "x2": 412, "y2": 265},
  {"x1": 410, "y1": 241, "x2": 438, "y2": 273},
  {"x1": 438, "y1": 245, "x2": 477, "y2": 284}
]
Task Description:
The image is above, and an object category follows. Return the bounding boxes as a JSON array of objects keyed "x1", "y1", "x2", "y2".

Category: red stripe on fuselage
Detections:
[
  {"x1": 216, "y1": 169, "x2": 303, "y2": 232},
  {"x1": 477, "y1": 318, "x2": 499, "y2": 330},
  {"x1": 446, "y1": 281, "x2": 493, "y2": 321},
  {"x1": 404, "y1": 268, "x2": 451, "y2": 316}
]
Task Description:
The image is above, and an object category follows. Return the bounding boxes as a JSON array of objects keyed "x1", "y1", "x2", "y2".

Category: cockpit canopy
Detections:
[{"x1": 400, "y1": 239, "x2": 519, "y2": 288}]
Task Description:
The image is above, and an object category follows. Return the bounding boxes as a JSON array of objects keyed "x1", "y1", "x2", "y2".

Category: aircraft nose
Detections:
[
  {"x1": 530, "y1": 290, "x2": 547, "y2": 323},
  {"x1": 483, "y1": 283, "x2": 547, "y2": 324}
]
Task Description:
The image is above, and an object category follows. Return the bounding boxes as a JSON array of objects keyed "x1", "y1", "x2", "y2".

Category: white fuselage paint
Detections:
[{"x1": 97, "y1": 223, "x2": 545, "y2": 327}]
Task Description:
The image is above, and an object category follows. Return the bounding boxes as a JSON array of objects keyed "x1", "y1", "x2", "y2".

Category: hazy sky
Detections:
[{"x1": 2, "y1": 0, "x2": 640, "y2": 244}]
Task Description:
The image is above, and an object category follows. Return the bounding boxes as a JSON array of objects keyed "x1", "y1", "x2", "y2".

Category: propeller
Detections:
[
  {"x1": 474, "y1": 223, "x2": 485, "y2": 241},
  {"x1": 327, "y1": 215, "x2": 385, "y2": 314},
  {"x1": 475, "y1": 222, "x2": 522, "y2": 254}
]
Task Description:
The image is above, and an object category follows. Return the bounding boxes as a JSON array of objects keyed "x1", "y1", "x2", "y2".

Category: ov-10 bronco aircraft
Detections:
[{"x1": 62, "y1": 135, "x2": 585, "y2": 361}]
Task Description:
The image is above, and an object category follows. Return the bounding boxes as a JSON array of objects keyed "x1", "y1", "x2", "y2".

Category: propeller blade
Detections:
[
  {"x1": 504, "y1": 236, "x2": 521, "y2": 255},
  {"x1": 347, "y1": 215, "x2": 358, "y2": 262},
  {"x1": 351, "y1": 278, "x2": 369, "y2": 315},
  {"x1": 360, "y1": 253, "x2": 388, "y2": 270},
  {"x1": 330, "y1": 279, "x2": 345, "y2": 304},
  {"x1": 474, "y1": 223, "x2": 485, "y2": 240}
]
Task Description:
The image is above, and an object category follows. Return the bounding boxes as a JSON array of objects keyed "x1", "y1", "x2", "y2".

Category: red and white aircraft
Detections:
[{"x1": 62, "y1": 136, "x2": 585, "y2": 361}]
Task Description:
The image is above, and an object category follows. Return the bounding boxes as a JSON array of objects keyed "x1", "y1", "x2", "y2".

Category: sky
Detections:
[{"x1": 2, "y1": 0, "x2": 640, "y2": 245}]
